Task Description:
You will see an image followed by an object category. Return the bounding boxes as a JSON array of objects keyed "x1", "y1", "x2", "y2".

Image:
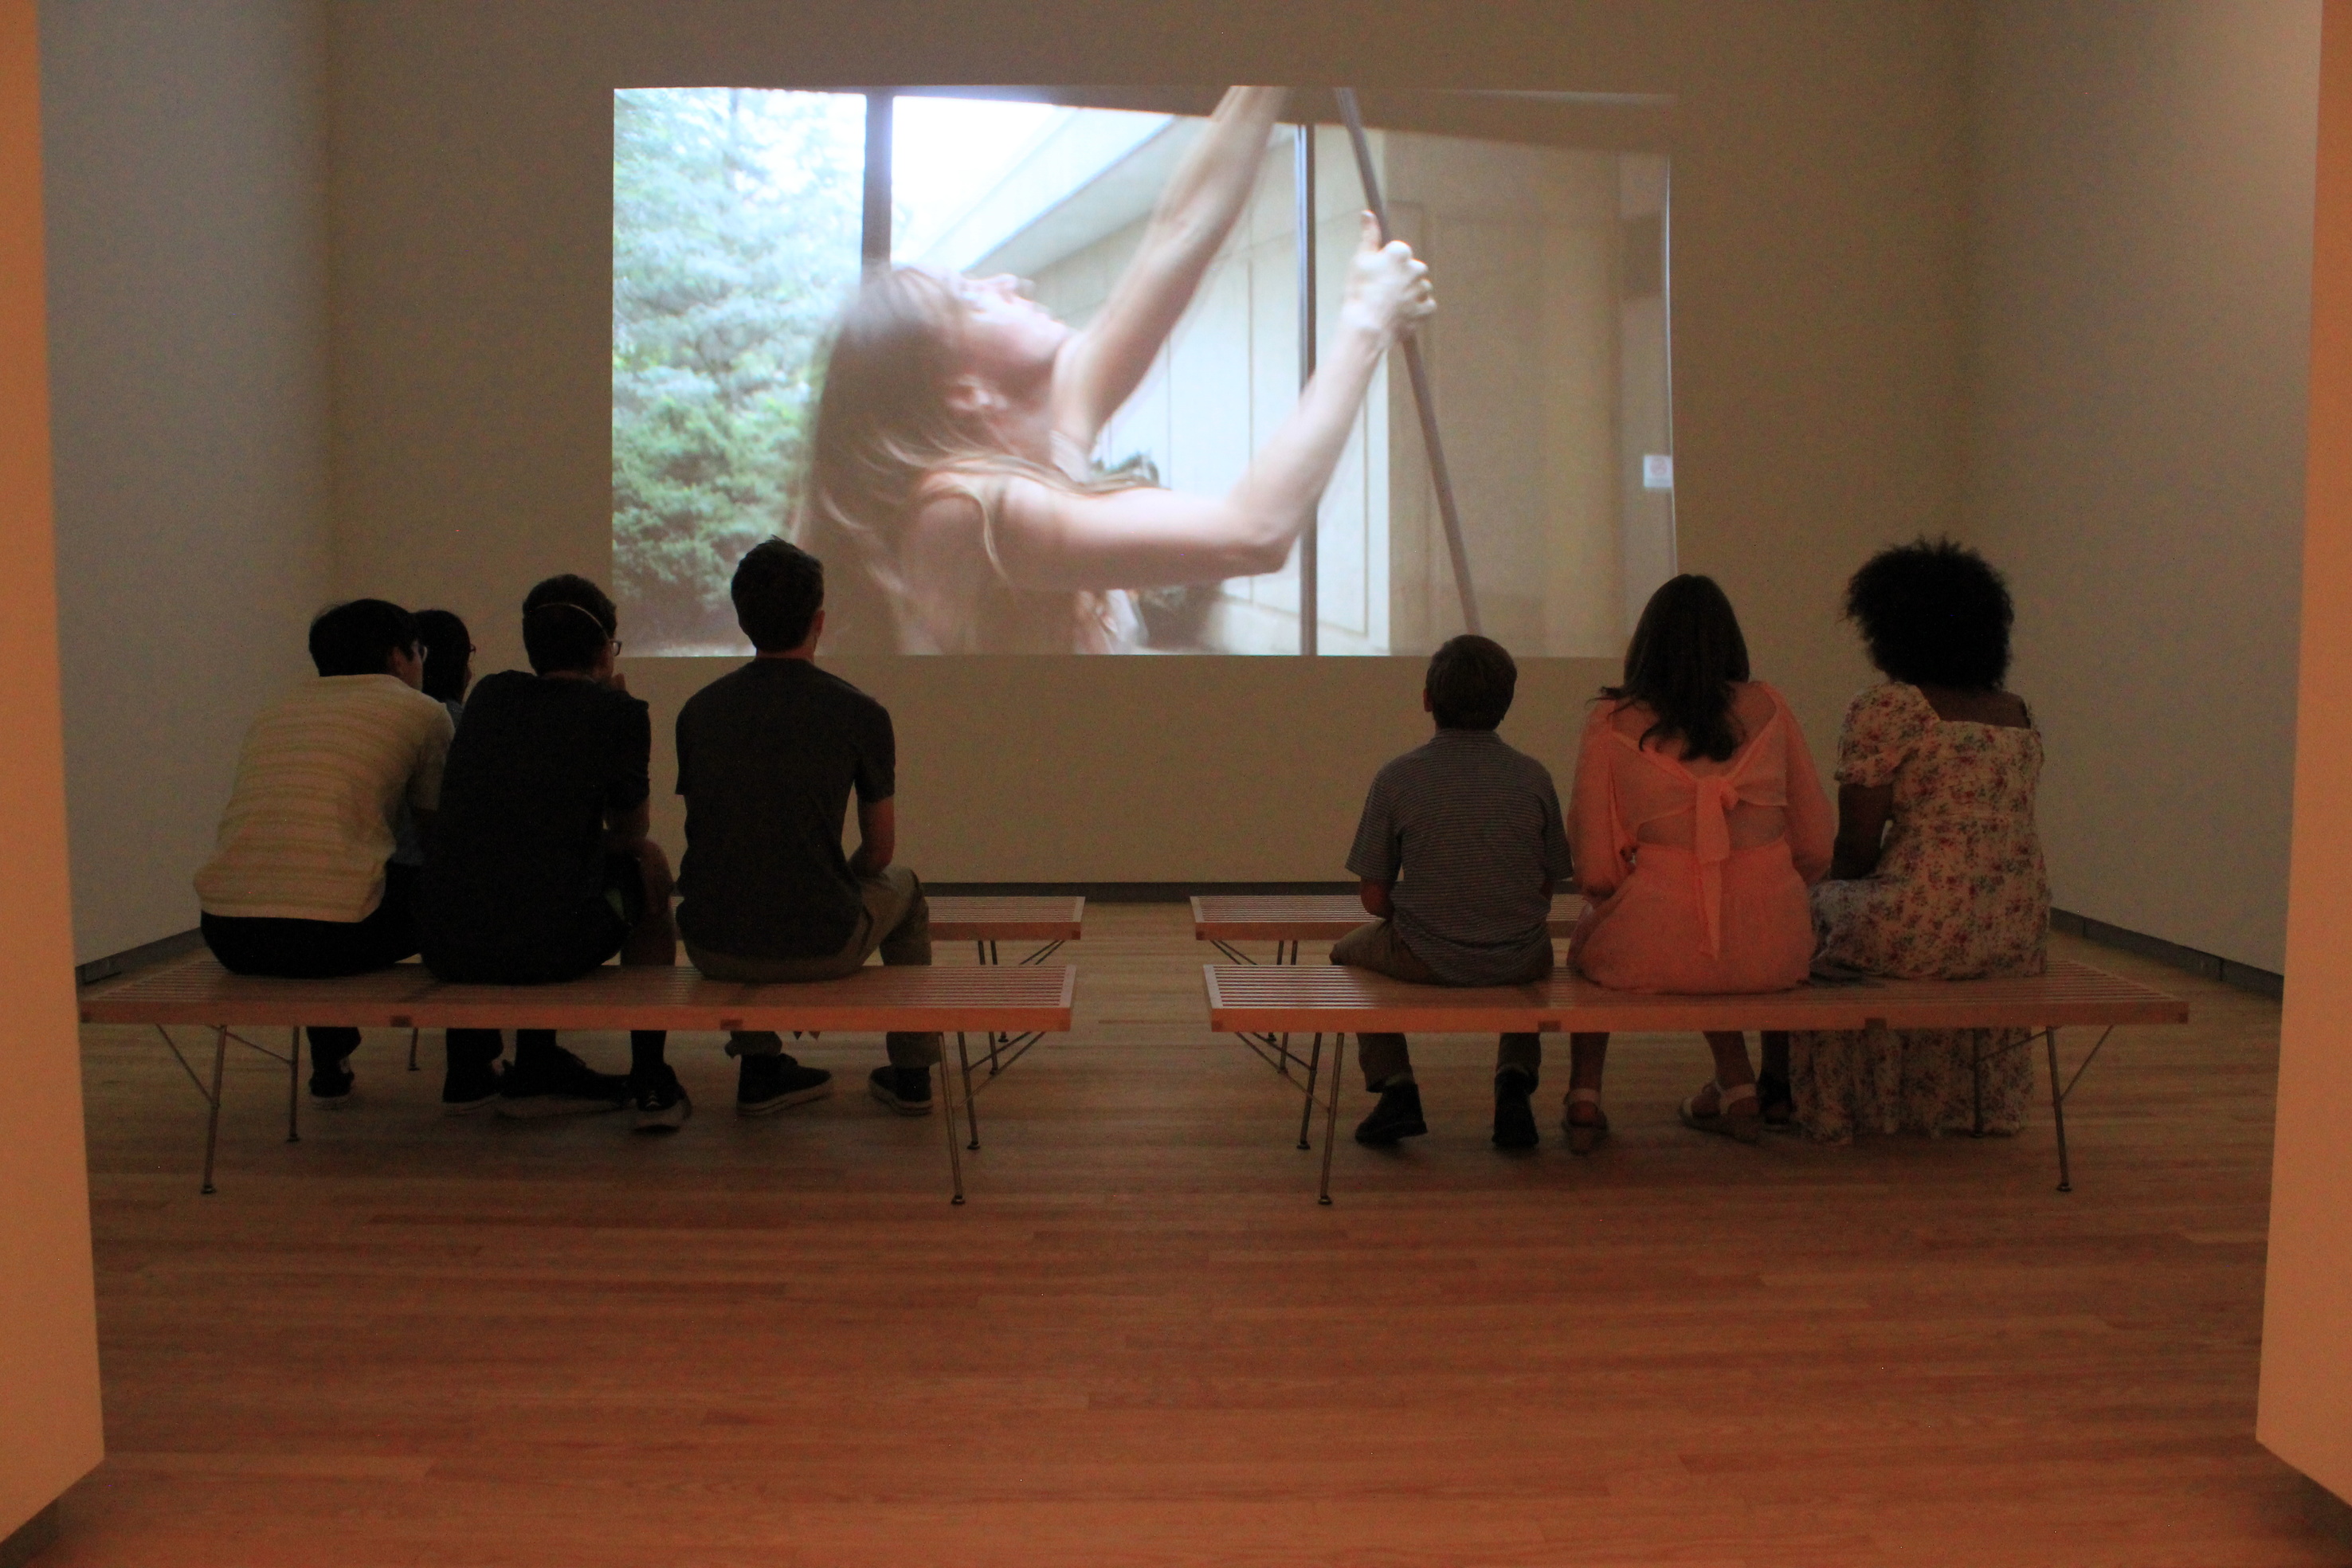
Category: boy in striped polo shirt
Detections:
[
  {"x1": 1337, "y1": 634, "x2": 1573, "y2": 1151},
  {"x1": 197, "y1": 599, "x2": 455, "y2": 1103}
]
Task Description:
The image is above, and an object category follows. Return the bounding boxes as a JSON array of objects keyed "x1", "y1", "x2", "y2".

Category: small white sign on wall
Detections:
[{"x1": 1642, "y1": 453, "x2": 1675, "y2": 491}]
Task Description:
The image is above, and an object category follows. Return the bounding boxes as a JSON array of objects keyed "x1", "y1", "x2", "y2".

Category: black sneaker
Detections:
[
  {"x1": 1492, "y1": 1070, "x2": 1539, "y2": 1151},
  {"x1": 441, "y1": 1060, "x2": 504, "y2": 1116},
  {"x1": 867, "y1": 1065, "x2": 934, "y2": 1116},
  {"x1": 631, "y1": 1064, "x2": 692, "y2": 1134},
  {"x1": 308, "y1": 1060, "x2": 355, "y2": 1106},
  {"x1": 1354, "y1": 1082, "x2": 1428, "y2": 1146},
  {"x1": 495, "y1": 1045, "x2": 631, "y2": 1119},
  {"x1": 736, "y1": 1053, "x2": 833, "y2": 1117}
]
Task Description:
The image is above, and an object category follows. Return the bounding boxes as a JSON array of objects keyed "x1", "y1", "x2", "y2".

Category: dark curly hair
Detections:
[
  {"x1": 1844, "y1": 538, "x2": 2013, "y2": 688},
  {"x1": 1601, "y1": 574, "x2": 1751, "y2": 762}
]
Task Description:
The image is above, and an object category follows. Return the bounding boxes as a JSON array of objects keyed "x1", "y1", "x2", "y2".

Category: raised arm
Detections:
[
  {"x1": 955, "y1": 216, "x2": 1430, "y2": 591},
  {"x1": 1049, "y1": 87, "x2": 1288, "y2": 447}
]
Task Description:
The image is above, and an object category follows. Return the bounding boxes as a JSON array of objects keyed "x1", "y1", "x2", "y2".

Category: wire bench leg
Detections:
[
  {"x1": 958, "y1": 1031, "x2": 980, "y2": 1151},
  {"x1": 1296, "y1": 1033, "x2": 1323, "y2": 1151},
  {"x1": 1318, "y1": 1034, "x2": 1347, "y2": 1205},
  {"x1": 286, "y1": 1025, "x2": 300, "y2": 1143},
  {"x1": 939, "y1": 1053, "x2": 966, "y2": 1206},
  {"x1": 408, "y1": 1025, "x2": 420, "y2": 1072},
  {"x1": 2044, "y1": 1027, "x2": 2072, "y2": 1194},
  {"x1": 200, "y1": 1025, "x2": 229, "y2": 1196}
]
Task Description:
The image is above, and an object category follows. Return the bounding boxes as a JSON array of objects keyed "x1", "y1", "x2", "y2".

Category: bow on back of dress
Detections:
[{"x1": 1610, "y1": 703, "x2": 1787, "y2": 958}]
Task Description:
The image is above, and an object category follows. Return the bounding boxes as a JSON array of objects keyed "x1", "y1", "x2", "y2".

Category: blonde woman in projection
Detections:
[{"x1": 795, "y1": 87, "x2": 1437, "y2": 653}]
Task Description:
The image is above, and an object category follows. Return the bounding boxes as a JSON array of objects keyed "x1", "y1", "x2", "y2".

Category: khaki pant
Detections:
[
  {"x1": 686, "y1": 864, "x2": 942, "y2": 1069},
  {"x1": 1331, "y1": 919, "x2": 1545, "y2": 1091}
]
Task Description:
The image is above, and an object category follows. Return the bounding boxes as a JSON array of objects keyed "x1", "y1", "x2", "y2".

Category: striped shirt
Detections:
[
  {"x1": 1347, "y1": 728, "x2": 1573, "y2": 986},
  {"x1": 195, "y1": 675, "x2": 455, "y2": 923}
]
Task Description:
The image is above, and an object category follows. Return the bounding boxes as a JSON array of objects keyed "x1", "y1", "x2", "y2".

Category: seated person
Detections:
[
  {"x1": 1562, "y1": 575, "x2": 1831, "y2": 1149},
  {"x1": 195, "y1": 598, "x2": 454, "y2": 1103},
  {"x1": 675, "y1": 539, "x2": 942, "y2": 1117},
  {"x1": 1335, "y1": 634, "x2": 1573, "y2": 1151},
  {"x1": 419, "y1": 577, "x2": 680, "y2": 1127},
  {"x1": 1776, "y1": 539, "x2": 2048, "y2": 1141},
  {"x1": 390, "y1": 608, "x2": 474, "y2": 872}
]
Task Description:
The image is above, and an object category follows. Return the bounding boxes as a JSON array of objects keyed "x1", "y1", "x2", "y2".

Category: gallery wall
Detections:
[
  {"x1": 41, "y1": 0, "x2": 333, "y2": 963},
  {"x1": 1966, "y1": 0, "x2": 2321, "y2": 974},
  {"x1": 323, "y1": 0, "x2": 1966, "y2": 883}
]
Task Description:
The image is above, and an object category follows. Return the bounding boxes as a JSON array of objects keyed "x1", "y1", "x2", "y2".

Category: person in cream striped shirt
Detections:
[{"x1": 196, "y1": 599, "x2": 453, "y2": 1102}]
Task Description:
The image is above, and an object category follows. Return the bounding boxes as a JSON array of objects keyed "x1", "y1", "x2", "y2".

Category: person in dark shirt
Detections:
[
  {"x1": 676, "y1": 538, "x2": 942, "y2": 1118},
  {"x1": 419, "y1": 575, "x2": 684, "y2": 1128},
  {"x1": 1336, "y1": 635, "x2": 1574, "y2": 1151}
]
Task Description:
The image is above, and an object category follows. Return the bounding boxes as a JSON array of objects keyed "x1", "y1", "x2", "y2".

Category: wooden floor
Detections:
[{"x1": 49, "y1": 909, "x2": 2347, "y2": 1566}]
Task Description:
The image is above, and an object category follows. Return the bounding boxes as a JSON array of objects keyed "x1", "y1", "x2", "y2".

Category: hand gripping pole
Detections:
[{"x1": 1335, "y1": 88, "x2": 1482, "y2": 636}]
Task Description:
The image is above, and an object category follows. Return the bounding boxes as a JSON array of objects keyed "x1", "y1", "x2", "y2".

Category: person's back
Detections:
[
  {"x1": 1334, "y1": 635, "x2": 1572, "y2": 1152},
  {"x1": 421, "y1": 668, "x2": 650, "y2": 976},
  {"x1": 675, "y1": 657, "x2": 889, "y2": 960},
  {"x1": 1351, "y1": 730, "x2": 1565, "y2": 987},
  {"x1": 1569, "y1": 679, "x2": 1830, "y2": 995},
  {"x1": 197, "y1": 674, "x2": 451, "y2": 923}
]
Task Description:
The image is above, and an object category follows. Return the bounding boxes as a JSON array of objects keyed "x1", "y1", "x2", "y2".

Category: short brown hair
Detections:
[{"x1": 1426, "y1": 635, "x2": 1517, "y2": 730}]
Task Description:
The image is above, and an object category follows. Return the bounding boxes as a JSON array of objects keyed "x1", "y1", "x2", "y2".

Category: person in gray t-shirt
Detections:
[{"x1": 1336, "y1": 635, "x2": 1573, "y2": 1151}]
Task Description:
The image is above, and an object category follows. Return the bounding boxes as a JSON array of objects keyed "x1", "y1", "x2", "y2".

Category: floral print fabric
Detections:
[{"x1": 1791, "y1": 683, "x2": 2052, "y2": 1140}]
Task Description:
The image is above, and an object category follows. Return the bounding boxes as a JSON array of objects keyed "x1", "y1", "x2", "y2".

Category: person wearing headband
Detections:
[{"x1": 418, "y1": 574, "x2": 686, "y2": 1129}]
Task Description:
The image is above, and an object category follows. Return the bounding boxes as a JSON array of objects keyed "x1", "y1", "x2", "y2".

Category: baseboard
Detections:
[
  {"x1": 927, "y1": 881, "x2": 1355, "y2": 902},
  {"x1": 74, "y1": 927, "x2": 204, "y2": 989},
  {"x1": 2050, "y1": 908, "x2": 2284, "y2": 999},
  {"x1": 0, "y1": 1502, "x2": 59, "y2": 1568}
]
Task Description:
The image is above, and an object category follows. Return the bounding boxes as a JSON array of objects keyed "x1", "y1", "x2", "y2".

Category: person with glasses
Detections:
[
  {"x1": 196, "y1": 598, "x2": 455, "y2": 1104},
  {"x1": 418, "y1": 575, "x2": 684, "y2": 1127}
]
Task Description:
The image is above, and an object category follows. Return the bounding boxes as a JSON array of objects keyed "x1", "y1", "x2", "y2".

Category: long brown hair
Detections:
[
  {"x1": 1601, "y1": 574, "x2": 1753, "y2": 762},
  {"x1": 792, "y1": 266, "x2": 1135, "y2": 653}
]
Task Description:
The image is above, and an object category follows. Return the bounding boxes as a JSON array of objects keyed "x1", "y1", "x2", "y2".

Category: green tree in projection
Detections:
[{"x1": 613, "y1": 89, "x2": 863, "y2": 650}]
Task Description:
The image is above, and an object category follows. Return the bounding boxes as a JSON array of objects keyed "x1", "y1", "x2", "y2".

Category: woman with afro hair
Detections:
[{"x1": 1770, "y1": 538, "x2": 2051, "y2": 1141}]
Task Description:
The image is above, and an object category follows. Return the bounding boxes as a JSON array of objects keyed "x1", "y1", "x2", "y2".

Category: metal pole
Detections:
[
  {"x1": 201, "y1": 1025, "x2": 229, "y2": 1196},
  {"x1": 1318, "y1": 1034, "x2": 1347, "y2": 1205},
  {"x1": 1296, "y1": 120, "x2": 1319, "y2": 656},
  {"x1": 1334, "y1": 88, "x2": 1481, "y2": 636},
  {"x1": 1296, "y1": 1033, "x2": 1323, "y2": 1151},
  {"x1": 861, "y1": 93, "x2": 893, "y2": 269},
  {"x1": 287, "y1": 1025, "x2": 301, "y2": 1143},
  {"x1": 2044, "y1": 1028, "x2": 2073, "y2": 1194},
  {"x1": 958, "y1": 1032, "x2": 980, "y2": 1151},
  {"x1": 939, "y1": 1049, "x2": 966, "y2": 1205}
]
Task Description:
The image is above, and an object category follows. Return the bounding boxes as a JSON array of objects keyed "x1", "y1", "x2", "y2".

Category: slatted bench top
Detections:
[
  {"x1": 927, "y1": 896, "x2": 1085, "y2": 942},
  {"x1": 1202, "y1": 956, "x2": 2185, "y2": 1034},
  {"x1": 1192, "y1": 893, "x2": 1584, "y2": 942},
  {"x1": 81, "y1": 955, "x2": 1076, "y2": 1034}
]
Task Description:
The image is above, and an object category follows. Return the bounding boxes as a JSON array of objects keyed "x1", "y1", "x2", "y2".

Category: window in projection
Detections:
[{"x1": 612, "y1": 88, "x2": 1676, "y2": 657}]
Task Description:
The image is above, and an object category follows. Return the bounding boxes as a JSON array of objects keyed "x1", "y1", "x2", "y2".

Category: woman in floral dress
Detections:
[{"x1": 1774, "y1": 539, "x2": 2050, "y2": 1141}]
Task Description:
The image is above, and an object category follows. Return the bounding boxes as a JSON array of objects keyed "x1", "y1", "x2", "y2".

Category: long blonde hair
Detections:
[{"x1": 793, "y1": 266, "x2": 1136, "y2": 653}]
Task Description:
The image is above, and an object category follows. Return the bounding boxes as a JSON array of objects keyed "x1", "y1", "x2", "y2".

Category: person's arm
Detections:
[
  {"x1": 850, "y1": 796, "x2": 896, "y2": 878},
  {"x1": 1051, "y1": 87, "x2": 1288, "y2": 446},
  {"x1": 1778, "y1": 702, "x2": 1836, "y2": 885},
  {"x1": 1359, "y1": 878, "x2": 1394, "y2": 919},
  {"x1": 1569, "y1": 710, "x2": 1626, "y2": 900},
  {"x1": 962, "y1": 219, "x2": 1433, "y2": 591},
  {"x1": 1829, "y1": 783, "x2": 1895, "y2": 880}
]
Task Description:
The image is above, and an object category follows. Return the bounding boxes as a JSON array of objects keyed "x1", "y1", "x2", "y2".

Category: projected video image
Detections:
[{"x1": 613, "y1": 88, "x2": 1674, "y2": 656}]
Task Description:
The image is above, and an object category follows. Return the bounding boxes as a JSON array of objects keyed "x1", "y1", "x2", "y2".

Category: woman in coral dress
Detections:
[
  {"x1": 1562, "y1": 575, "x2": 1833, "y2": 1150},
  {"x1": 1778, "y1": 539, "x2": 2050, "y2": 1141}
]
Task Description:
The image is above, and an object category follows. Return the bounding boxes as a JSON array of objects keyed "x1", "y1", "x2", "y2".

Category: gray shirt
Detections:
[{"x1": 1346, "y1": 729, "x2": 1574, "y2": 986}]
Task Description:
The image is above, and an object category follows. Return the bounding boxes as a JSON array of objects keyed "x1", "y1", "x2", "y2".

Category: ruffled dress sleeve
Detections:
[{"x1": 1834, "y1": 684, "x2": 1936, "y2": 789}]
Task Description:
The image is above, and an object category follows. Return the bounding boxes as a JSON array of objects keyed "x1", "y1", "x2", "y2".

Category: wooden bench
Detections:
[
  {"x1": 1194, "y1": 892, "x2": 1583, "y2": 1081},
  {"x1": 1201, "y1": 957, "x2": 2188, "y2": 1203},
  {"x1": 80, "y1": 955, "x2": 1077, "y2": 1204},
  {"x1": 927, "y1": 895, "x2": 1084, "y2": 1080}
]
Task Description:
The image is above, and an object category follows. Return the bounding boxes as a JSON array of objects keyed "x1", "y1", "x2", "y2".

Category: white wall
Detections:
[
  {"x1": 41, "y1": 0, "x2": 333, "y2": 963},
  {"x1": 1966, "y1": 0, "x2": 2321, "y2": 974}
]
